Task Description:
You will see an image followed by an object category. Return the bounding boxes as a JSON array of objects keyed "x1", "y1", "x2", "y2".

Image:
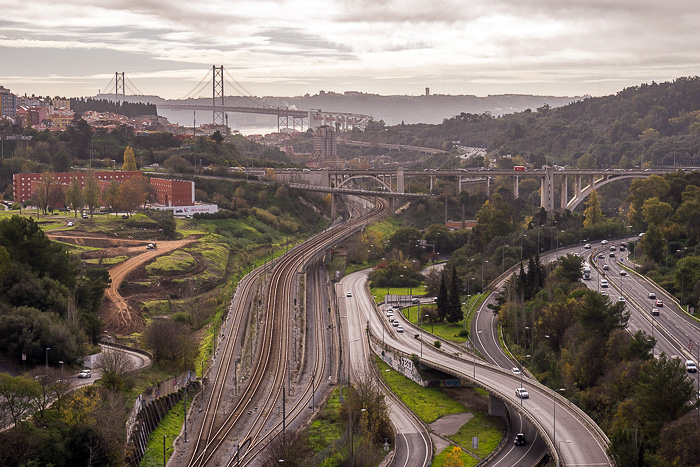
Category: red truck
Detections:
[{"x1": 513, "y1": 166, "x2": 527, "y2": 171}]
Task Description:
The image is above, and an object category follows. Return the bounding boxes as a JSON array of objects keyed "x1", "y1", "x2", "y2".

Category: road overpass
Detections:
[{"x1": 272, "y1": 166, "x2": 697, "y2": 213}]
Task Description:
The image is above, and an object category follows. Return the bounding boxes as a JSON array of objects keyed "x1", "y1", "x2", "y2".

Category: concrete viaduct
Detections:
[{"x1": 269, "y1": 166, "x2": 691, "y2": 213}]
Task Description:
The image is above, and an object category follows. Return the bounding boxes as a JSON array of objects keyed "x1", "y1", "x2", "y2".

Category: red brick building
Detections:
[
  {"x1": 13, "y1": 171, "x2": 142, "y2": 204},
  {"x1": 149, "y1": 178, "x2": 194, "y2": 207},
  {"x1": 13, "y1": 171, "x2": 194, "y2": 207}
]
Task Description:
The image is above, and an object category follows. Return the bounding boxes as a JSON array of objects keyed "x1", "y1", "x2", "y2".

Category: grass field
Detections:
[
  {"x1": 139, "y1": 397, "x2": 186, "y2": 467},
  {"x1": 432, "y1": 447, "x2": 479, "y2": 467},
  {"x1": 306, "y1": 388, "x2": 344, "y2": 461},
  {"x1": 377, "y1": 358, "x2": 465, "y2": 423},
  {"x1": 145, "y1": 251, "x2": 196, "y2": 275}
]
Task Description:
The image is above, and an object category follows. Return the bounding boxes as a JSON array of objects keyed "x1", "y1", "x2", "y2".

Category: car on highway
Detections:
[
  {"x1": 601, "y1": 279, "x2": 609, "y2": 288},
  {"x1": 388, "y1": 316, "x2": 394, "y2": 322},
  {"x1": 396, "y1": 325, "x2": 404, "y2": 333},
  {"x1": 686, "y1": 360, "x2": 698, "y2": 372},
  {"x1": 412, "y1": 297, "x2": 420, "y2": 304},
  {"x1": 610, "y1": 246, "x2": 616, "y2": 251},
  {"x1": 515, "y1": 387, "x2": 529, "y2": 399},
  {"x1": 603, "y1": 264, "x2": 609, "y2": 270},
  {"x1": 346, "y1": 292, "x2": 352, "y2": 298},
  {"x1": 511, "y1": 367, "x2": 521, "y2": 375},
  {"x1": 601, "y1": 290, "x2": 608, "y2": 296},
  {"x1": 514, "y1": 433, "x2": 527, "y2": 446},
  {"x1": 601, "y1": 240, "x2": 609, "y2": 245},
  {"x1": 609, "y1": 252, "x2": 616, "y2": 258},
  {"x1": 620, "y1": 270, "x2": 627, "y2": 276},
  {"x1": 584, "y1": 243, "x2": 591, "y2": 249},
  {"x1": 598, "y1": 253, "x2": 605, "y2": 258},
  {"x1": 618, "y1": 296, "x2": 626, "y2": 303},
  {"x1": 655, "y1": 299, "x2": 663, "y2": 307},
  {"x1": 392, "y1": 321, "x2": 399, "y2": 327},
  {"x1": 651, "y1": 308, "x2": 659, "y2": 316},
  {"x1": 648, "y1": 292, "x2": 656, "y2": 299},
  {"x1": 78, "y1": 369, "x2": 91, "y2": 379}
]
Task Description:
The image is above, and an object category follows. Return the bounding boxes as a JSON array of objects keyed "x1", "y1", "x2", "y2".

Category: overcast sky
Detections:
[{"x1": 2, "y1": 0, "x2": 699, "y2": 100}]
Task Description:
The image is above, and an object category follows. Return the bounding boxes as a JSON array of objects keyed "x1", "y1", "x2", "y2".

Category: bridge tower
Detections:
[
  {"x1": 212, "y1": 66, "x2": 225, "y2": 126},
  {"x1": 115, "y1": 72, "x2": 125, "y2": 103}
]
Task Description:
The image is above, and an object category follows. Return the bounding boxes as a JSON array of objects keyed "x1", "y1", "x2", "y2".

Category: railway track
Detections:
[{"x1": 183, "y1": 197, "x2": 389, "y2": 466}]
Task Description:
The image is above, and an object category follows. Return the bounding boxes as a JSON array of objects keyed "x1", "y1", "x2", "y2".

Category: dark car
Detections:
[{"x1": 514, "y1": 433, "x2": 526, "y2": 446}]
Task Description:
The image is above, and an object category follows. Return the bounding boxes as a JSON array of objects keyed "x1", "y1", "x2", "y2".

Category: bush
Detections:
[{"x1": 434, "y1": 341, "x2": 441, "y2": 348}]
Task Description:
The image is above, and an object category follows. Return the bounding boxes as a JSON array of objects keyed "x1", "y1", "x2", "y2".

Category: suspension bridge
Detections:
[{"x1": 102, "y1": 67, "x2": 371, "y2": 132}]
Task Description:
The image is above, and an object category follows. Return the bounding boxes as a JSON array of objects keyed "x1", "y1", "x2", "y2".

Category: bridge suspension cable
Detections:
[
  {"x1": 223, "y1": 68, "x2": 277, "y2": 109},
  {"x1": 102, "y1": 74, "x2": 116, "y2": 96},
  {"x1": 125, "y1": 76, "x2": 145, "y2": 96},
  {"x1": 179, "y1": 67, "x2": 213, "y2": 100}
]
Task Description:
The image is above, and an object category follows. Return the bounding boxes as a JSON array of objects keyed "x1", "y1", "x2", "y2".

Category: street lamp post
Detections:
[
  {"x1": 553, "y1": 388, "x2": 566, "y2": 450},
  {"x1": 502, "y1": 244, "x2": 508, "y2": 274},
  {"x1": 557, "y1": 440, "x2": 571, "y2": 467},
  {"x1": 481, "y1": 260, "x2": 489, "y2": 293},
  {"x1": 45, "y1": 347, "x2": 50, "y2": 369}
]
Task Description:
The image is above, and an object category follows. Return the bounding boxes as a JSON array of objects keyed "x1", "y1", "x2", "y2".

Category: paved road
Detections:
[
  {"x1": 365, "y1": 271, "x2": 611, "y2": 467},
  {"x1": 339, "y1": 271, "x2": 432, "y2": 467},
  {"x1": 587, "y1": 243, "x2": 700, "y2": 389}
]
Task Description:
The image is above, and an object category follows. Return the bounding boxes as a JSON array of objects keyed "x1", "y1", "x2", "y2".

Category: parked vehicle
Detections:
[{"x1": 78, "y1": 369, "x2": 91, "y2": 379}]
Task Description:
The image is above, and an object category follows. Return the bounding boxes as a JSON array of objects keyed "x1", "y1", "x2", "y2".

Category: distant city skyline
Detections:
[{"x1": 2, "y1": 0, "x2": 699, "y2": 100}]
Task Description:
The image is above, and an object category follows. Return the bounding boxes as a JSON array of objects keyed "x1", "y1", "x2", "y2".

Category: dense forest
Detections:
[
  {"x1": 70, "y1": 98, "x2": 157, "y2": 117},
  {"x1": 349, "y1": 76, "x2": 700, "y2": 169},
  {"x1": 0, "y1": 216, "x2": 108, "y2": 365}
]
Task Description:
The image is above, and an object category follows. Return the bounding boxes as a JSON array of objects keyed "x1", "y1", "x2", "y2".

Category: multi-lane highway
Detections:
[
  {"x1": 342, "y1": 269, "x2": 611, "y2": 467},
  {"x1": 339, "y1": 271, "x2": 432, "y2": 467}
]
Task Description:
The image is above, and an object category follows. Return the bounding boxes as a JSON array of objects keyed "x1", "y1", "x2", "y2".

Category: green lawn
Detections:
[
  {"x1": 306, "y1": 388, "x2": 344, "y2": 459},
  {"x1": 370, "y1": 286, "x2": 428, "y2": 304},
  {"x1": 377, "y1": 358, "x2": 465, "y2": 423},
  {"x1": 448, "y1": 409, "x2": 506, "y2": 458},
  {"x1": 145, "y1": 251, "x2": 196, "y2": 275},
  {"x1": 397, "y1": 293, "x2": 489, "y2": 344},
  {"x1": 139, "y1": 397, "x2": 186, "y2": 467},
  {"x1": 432, "y1": 447, "x2": 479, "y2": 467}
]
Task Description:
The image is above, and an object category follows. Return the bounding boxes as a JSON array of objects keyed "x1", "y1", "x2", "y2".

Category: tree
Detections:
[
  {"x1": 66, "y1": 176, "x2": 83, "y2": 217},
  {"x1": 447, "y1": 266, "x2": 463, "y2": 324},
  {"x1": 51, "y1": 150, "x2": 72, "y2": 173},
  {"x1": 583, "y1": 189, "x2": 604, "y2": 226},
  {"x1": 641, "y1": 197, "x2": 673, "y2": 226},
  {"x1": 34, "y1": 171, "x2": 55, "y2": 215},
  {"x1": 635, "y1": 354, "x2": 695, "y2": 437},
  {"x1": 639, "y1": 223, "x2": 665, "y2": 264},
  {"x1": 556, "y1": 253, "x2": 583, "y2": 284},
  {"x1": 577, "y1": 290, "x2": 629, "y2": 339},
  {"x1": 121, "y1": 146, "x2": 137, "y2": 171},
  {"x1": 116, "y1": 177, "x2": 146, "y2": 216},
  {"x1": 211, "y1": 130, "x2": 224, "y2": 144},
  {"x1": 83, "y1": 171, "x2": 100, "y2": 217},
  {"x1": 95, "y1": 348, "x2": 135, "y2": 391},
  {"x1": 0, "y1": 374, "x2": 39, "y2": 426},
  {"x1": 101, "y1": 181, "x2": 120, "y2": 214},
  {"x1": 436, "y1": 272, "x2": 448, "y2": 322}
]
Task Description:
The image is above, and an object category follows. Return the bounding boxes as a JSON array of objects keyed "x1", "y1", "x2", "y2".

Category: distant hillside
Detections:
[
  {"x1": 349, "y1": 77, "x2": 700, "y2": 169},
  {"x1": 99, "y1": 92, "x2": 581, "y2": 126}
]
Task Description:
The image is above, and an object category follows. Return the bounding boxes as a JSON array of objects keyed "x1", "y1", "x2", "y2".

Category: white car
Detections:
[
  {"x1": 396, "y1": 325, "x2": 404, "y2": 333},
  {"x1": 620, "y1": 270, "x2": 627, "y2": 276},
  {"x1": 515, "y1": 387, "x2": 529, "y2": 399},
  {"x1": 78, "y1": 369, "x2": 91, "y2": 379},
  {"x1": 601, "y1": 240, "x2": 609, "y2": 245},
  {"x1": 584, "y1": 244, "x2": 591, "y2": 249},
  {"x1": 392, "y1": 321, "x2": 399, "y2": 327},
  {"x1": 511, "y1": 367, "x2": 521, "y2": 375},
  {"x1": 686, "y1": 360, "x2": 698, "y2": 372},
  {"x1": 618, "y1": 296, "x2": 626, "y2": 303},
  {"x1": 66, "y1": 221, "x2": 73, "y2": 227},
  {"x1": 346, "y1": 292, "x2": 352, "y2": 298}
]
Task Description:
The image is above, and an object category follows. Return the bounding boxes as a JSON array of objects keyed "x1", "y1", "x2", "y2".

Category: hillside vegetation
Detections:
[{"x1": 350, "y1": 76, "x2": 700, "y2": 169}]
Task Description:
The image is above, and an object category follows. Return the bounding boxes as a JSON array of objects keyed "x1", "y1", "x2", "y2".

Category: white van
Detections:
[{"x1": 600, "y1": 279, "x2": 609, "y2": 288}]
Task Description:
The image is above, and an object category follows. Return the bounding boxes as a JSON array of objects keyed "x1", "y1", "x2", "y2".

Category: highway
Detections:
[
  {"x1": 588, "y1": 243, "x2": 700, "y2": 387},
  {"x1": 340, "y1": 271, "x2": 432, "y2": 467},
  {"x1": 343, "y1": 269, "x2": 611, "y2": 467}
]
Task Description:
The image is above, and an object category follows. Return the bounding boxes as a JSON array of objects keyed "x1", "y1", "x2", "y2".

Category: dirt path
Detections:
[{"x1": 102, "y1": 239, "x2": 196, "y2": 332}]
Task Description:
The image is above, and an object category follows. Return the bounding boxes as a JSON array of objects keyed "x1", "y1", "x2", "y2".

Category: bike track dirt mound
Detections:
[{"x1": 101, "y1": 239, "x2": 196, "y2": 333}]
